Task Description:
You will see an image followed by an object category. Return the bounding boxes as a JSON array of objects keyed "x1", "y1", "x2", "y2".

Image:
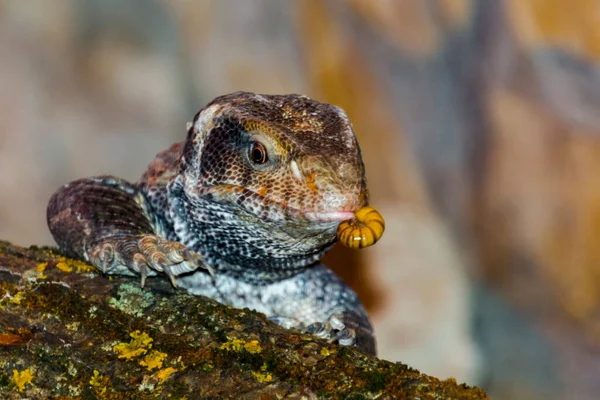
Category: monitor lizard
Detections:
[{"x1": 47, "y1": 92, "x2": 383, "y2": 355}]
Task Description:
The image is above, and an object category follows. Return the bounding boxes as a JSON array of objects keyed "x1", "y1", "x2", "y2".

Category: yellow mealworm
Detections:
[{"x1": 337, "y1": 206, "x2": 385, "y2": 249}]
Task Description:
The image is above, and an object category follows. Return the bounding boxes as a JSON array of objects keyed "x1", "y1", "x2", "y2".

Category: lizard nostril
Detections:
[{"x1": 342, "y1": 198, "x2": 361, "y2": 212}]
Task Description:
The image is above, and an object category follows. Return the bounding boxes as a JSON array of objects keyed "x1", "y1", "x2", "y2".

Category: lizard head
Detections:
[{"x1": 170, "y1": 92, "x2": 368, "y2": 280}]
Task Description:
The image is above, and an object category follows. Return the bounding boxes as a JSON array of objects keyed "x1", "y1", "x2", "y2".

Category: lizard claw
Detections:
[
  {"x1": 132, "y1": 253, "x2": 150, "y2": 288},
  {"x1": 88, "y1": 234, "x2": 212, "y2": 287},
  {"x1": 162, "y1": 264, "x2": 178, "y2": 288}
]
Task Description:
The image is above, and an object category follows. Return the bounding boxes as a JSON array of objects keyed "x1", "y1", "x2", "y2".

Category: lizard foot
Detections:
[
  {"x1": 88, "y1": 234, "x2": 214, "y2": 288},
  {"x1": 304, "y1": 313, "x2": 357, "y2": 347},
  {"x1": 269, "y1": 314, "x2": 357, "y2": 347}
]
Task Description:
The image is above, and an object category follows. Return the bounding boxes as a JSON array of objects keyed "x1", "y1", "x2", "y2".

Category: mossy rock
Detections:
[{"x1": 0, "y1": 240, "x2": 488, "y2": 399}]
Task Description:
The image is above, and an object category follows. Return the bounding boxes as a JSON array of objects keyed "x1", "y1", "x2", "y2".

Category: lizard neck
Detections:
[{"x1": 166, "y1": 176, "x2": 335, "y2": 284}]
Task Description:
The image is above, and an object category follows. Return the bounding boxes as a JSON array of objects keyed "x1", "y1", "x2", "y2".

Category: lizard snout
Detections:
[{"x1": 295, "y1": 155, "x2": 367, "y2": 216}]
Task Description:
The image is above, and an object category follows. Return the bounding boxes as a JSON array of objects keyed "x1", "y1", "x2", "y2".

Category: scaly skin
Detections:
[{"x1": 47, "y1": 92, "x2": 376, "y2": 355}]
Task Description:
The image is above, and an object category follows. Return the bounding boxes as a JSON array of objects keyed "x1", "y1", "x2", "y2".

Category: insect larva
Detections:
[{"x1": 337, "y1": 206, "x2": 385, "y2": 249}]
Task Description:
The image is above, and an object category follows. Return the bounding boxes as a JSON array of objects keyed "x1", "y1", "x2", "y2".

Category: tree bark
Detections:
[{"x1": 0, "y1": 240, "x2": 487, "y2": 399}]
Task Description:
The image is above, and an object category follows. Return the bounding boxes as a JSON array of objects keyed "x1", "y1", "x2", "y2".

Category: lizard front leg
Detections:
[
  {"x1": 177, "y1": 264, "x2": 376, "y2": 355},
  {"x1": 277, "y1": 265, "x2": 376, "y2": 356},
  {"x1": 47, "y1": 176, "x2": 210, "y2": 286}
]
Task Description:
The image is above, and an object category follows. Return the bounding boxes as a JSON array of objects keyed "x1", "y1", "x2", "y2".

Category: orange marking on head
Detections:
[
  {"x1": 305, "y1": 173, "x2": 319, "y2": 194},
  {"x1": 258, "y1": 186, "x2": 267, "y2": 197}
]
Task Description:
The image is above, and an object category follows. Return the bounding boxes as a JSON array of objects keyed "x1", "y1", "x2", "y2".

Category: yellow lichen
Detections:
[
  {"x1": 37, "y1": 262, "x2": 48, "y2": 279},
  {"x1": 55, "y1": 261, "x2": 73, "y2": 273},
  {"x1": 66, "y1": 322, "x2": 80, "y2": 332},
  {"x1": 320, "y1": 347, "x2": 333, "y2": 357},
  {"x1": 251, "y1": 370, "x2": 273, "y2": 383},
  {"x1": 243, "y1": 339, "x2": 263, "y2": 354},
  {"x1": 9, "y1": 291, "x2": 24, "y2": 305},
  {"x1": 72, "y1": 259, "x2": 95, "y2": 273},
  {"x1": 155, "y1": 367, "x2": 176, "y2": 383},
  {"x1": 140, "y1": 350, "x2": 167, "y2": 371},
  {"x1": 12, "y1": 368, "x2": 34, "y2": 392},
  {"x1": 220, "y1": 338, "x2": 262, "y2": 354},
  {"x1": 251, "y1": 363, "x2": 273, "y2": 383},
  {"x1": 89, "y1": 370, "x2": 108, "y2": 394},
  {"x1": 53, "y1": 257, "x2": 95, "y2": 273},
  {"x1": 113, "y1": 330, "x2": 153, "y2": 359}
]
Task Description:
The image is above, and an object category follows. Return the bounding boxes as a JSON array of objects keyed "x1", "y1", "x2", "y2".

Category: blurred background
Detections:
[{"x1": 1, "y1": 1, "x2": 599, "y2": 398}]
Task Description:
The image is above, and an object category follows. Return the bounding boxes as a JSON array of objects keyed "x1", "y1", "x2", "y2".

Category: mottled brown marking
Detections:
[
  {"x1": 49, "y1": 208, "x2": 74, "y2": 225},
  {"x1": 139, "y1": 142, "x2": 184, "y2": 187}
]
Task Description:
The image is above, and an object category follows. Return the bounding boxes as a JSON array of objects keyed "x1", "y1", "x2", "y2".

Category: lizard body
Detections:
[{"x1": 47, "y1": 92, "x2": 376, "y2": 355}]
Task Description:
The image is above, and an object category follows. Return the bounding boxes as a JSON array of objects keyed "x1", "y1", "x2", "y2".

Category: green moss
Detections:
[
  {"x1": 345, "y1": 394, "x2": 368, "y2": 400},
  {"x1": 365, "y1": 369, "x2": 387, "y2": 392},
  {"x1": 0, "y1": 371, "x2": 11, "y2": 388},
  {"x1": 336, "y1": 345, "x2": 350, "y2": 360}
]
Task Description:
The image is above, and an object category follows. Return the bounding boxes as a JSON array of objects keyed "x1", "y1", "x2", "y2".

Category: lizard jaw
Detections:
[{"x1": 199, "y1": 184, "x2": 358, "y2": 224}]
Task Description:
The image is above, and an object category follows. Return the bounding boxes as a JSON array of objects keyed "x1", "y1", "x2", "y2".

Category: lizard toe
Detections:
[
  {"x1": 95, "y1": 242, "x2": 115, "y2": 274},
  {"x1": 87, "y1": 234, "x2": 212, "y2": 287},
  {"x1": 330, "y1": 327, "x2": 356, "y2": 347},
  {"x1": 302, "y1": 313, "x2": 359, "y2": 349},
  {"x1": 156, "y1": 240, "x2": 214, "y2": 277},
  {"x1": 146, "y1": 251, "x2": 170, "y2": 273},
  {"x1": 304, "y1": 322, "x2": 332, "y2": 339}
]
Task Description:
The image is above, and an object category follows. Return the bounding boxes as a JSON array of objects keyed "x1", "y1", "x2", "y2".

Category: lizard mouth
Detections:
[
  {"x1": 302, "y1": 211, "x2": 356, "y2": 222},
  {"x1": 200, "y1": 184, "x2": 358, "y2": 223}
]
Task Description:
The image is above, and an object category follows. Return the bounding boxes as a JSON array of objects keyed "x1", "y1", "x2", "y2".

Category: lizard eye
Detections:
[{"x1": 249, "y1": 142, "x2": 268, "y2": 165}]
